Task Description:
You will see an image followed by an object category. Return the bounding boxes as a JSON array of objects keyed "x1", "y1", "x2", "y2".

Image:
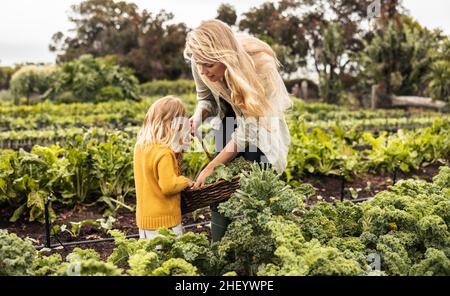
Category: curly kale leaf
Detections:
[
  {"x1": 418, "y1": 215, "x2": 450, "y2": 250},
  {"x1": 410, "y1": 248, "x2": 450, "y2": 276},
  {"x1": 219, "y1": 163, "x2": 305, "y2": 219},
  {"x1": 169, "y1": 232, "x2": 216, "y2": 275},
  {"x1": 0, "y1": 229, "x2": 36, "y2": 275},
  {"x1": 205, "y1": 164, "x2": 233, "y2": 184},
  {"x1": 376, "y1": 233, "x2": 412, "y2": 276},
  {"x1": 32, "y1": 253, "x2": 63, "y2": 276},
  {"x1": 204, "y1": 157, "x2": 254, "y2": 185},
  {"x1": 151, "y1": 258, "x2": 199, "y2": 276},
  {"x1": 432, "y1": 166, "x2": 450, "y2": 189},
  {"x1": 128, "y1": 249, "x2": 160, "y2": 276}
]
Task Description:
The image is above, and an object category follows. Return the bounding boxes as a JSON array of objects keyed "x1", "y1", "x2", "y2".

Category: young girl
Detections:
[{"x1": 134, "y1": 95, "x2": 193, "y2": 240}]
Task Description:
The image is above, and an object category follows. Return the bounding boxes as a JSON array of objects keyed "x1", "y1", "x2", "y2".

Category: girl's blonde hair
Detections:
[
  {"x1": 184, "y1": 19, "x2": 281, "y2": 119},
  {"x1": 136, "y1": 96, "x2": 190, "y2": 153}
]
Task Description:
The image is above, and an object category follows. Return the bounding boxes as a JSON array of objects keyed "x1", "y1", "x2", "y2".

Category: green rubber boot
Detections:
[{"x1": 210, "y1": 205, "x2": 231, "y2": 242}]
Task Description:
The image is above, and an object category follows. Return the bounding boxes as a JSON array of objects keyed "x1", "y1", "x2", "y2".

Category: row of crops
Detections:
[
  {"x1": 1, "y1": 117, "x2": 448, "y2": 224},
  {"x1": 2, "y1": 164, "x2": 449, "y2": 276},
  {"x1": 0, "y1": 95, "x2": 446, "y2": 132}
]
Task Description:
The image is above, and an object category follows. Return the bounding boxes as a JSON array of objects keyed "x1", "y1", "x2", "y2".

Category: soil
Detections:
[
  {"x1": 1, "y1": 161, "x2": 447, "y2": 260},
  {"x1": 302, "y1": 161, "x2": 445, "y2": 205}
]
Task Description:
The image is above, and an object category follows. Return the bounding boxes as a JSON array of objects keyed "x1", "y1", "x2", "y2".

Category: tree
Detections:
[
  {"x1": 425, "y1": 60, "x2": 450, "y2": 103},
  {"x1": 50, "y1": 0, "x2": 141, "y2": 62},
  {"x1": 359, "y1": 16, "x2": 443, "y2": 106},
  {"x1": 216, "y1": 3, "x2": 237, "y2": 26},
  {"x1": 425, "y1": 38, "x2": 450, "y2": 103},
  {"x1": 0, "y1": 66, "x2": 18, "y2": 90},
  {"x1": 314, "y1": 23, "x2": 346, "y2": 103},
  {"x1": 239, "y1": 1, "x2": 309, "y2": 76},
  {"x1": 49, "y1": 0, "x2": 190, "y2": 82},
  {"x1": 238, "y1": 0, "x2": 377, "y2": 102},
  {"x1": 43, "y1": 54, "x2": 140, "y2": 103},
  {"x1": 10, "y1": 65, "x2": 56, "y2": 105}
]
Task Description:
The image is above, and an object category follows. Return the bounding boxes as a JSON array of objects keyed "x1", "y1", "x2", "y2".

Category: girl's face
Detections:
[{"x1": 198, "y1": 62, "x2": 226, "y2": 82}]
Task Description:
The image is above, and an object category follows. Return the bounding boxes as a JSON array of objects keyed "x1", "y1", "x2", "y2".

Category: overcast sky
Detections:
[{"x1": 0, "y1": 0, "x2": 449, "y2": 66}]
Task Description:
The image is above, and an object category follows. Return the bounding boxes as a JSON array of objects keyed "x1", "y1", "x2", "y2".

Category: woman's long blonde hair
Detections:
[
  {"x1": 184, "y1": 19, "x2": 281, "y2": 119},
  {"x1": 136, "y1": 96, "x2": 190, "y2": 153}
]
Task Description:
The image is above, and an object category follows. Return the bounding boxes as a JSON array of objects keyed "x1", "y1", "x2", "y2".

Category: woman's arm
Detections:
[{"x1": 192, "y1": 139, "x2": 238, "y2": 189}]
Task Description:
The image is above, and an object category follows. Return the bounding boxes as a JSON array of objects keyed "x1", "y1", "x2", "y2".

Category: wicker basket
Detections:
[{"x1": 181, "y1": 175, "x2": 240, "y2": 214}]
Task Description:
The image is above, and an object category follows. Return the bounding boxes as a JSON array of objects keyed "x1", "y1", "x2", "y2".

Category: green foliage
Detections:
[
  {"x1": 0, "y1": 66, "x2": 18, "y2": 90},
  {"x1": 151, "y1": 258, "x2": 199, "y2": 276},
  {"x1": 89, "y1": 132, "x2": 135, "y2": 214},
  {"x1": 128, "y1": 250, "x2": 160, "y2": 276},
  {"x1": 10, "y1": 65, "x2": 56, "y2": 104},
  {"x1": 0, "y1": 229, "x2": 36, "y2": 275},
  {"x1": 108, "y1": 229, "x2": 215, "y2": 276},
  {"x1": 56, "y1": 249, "x2": 123, "y2": 276},
  {"x1": 52, "y1": 217, "x2": 116, "y2": 237},
  {"x1": 410, "y1": 248, "x2": 450, "y2": 276},
  {"x1": 215, "y1": 164, "x2": 308, "y2": 275},
  {"x1": 417, "y1": 215, "x2": 449, "y2": 250},
  {"x1": 169, "y1": 232, "x2": 216, "y2": 275},
  {"x1": 32, "y1": 253, "x2": 63, "y2": 276},
  {"x1": 205, "y1": 164, "x2": 233, "y2": 184},
  {"x1": 315, "y1": 23, "x2": 346, "y2": 103},
  {"x1": 205, "y1": 157, "x2": 253, "y2": 184},
  {"x1": 258, "y1": 219, "x2": 363, "y2": 276},
  {"x1": 300, "y1": 201, "x2": 363, "y2": 243},
  {"x1": 3, "y1": 165, "x2": 450, "y2": 276},
  {"x1": 375, "y1": 232, "x2": 412, "y2": 276},
  {"x1": 44, "y1": 55, "x2": 140, "y2": 103},
  {"x1": 287, "y1": 117, "x2": 450, "y2": 179},
  {"x1": 359, "y1": 18, "x2": 440, "y2": 98},
  {"x1": 0, "y1": 129, "x2": 136, "y2": 222},
  {"x1": 138, "y1": 80, "x2": 195, "y2": 97},
  {"x1": 432, "y1": 164, "x2": 450, "y2": 189},
  {"x1": 425, "y1": 60, "x2": 450, "y2": 102},
  {"x1": 216, "y1": 4, "x2": 237, "y2": 26}
]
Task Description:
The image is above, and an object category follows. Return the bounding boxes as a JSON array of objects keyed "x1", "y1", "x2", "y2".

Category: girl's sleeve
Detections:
[{"x1": 156, "y1": 152, "x2": 190, "y2": 196}]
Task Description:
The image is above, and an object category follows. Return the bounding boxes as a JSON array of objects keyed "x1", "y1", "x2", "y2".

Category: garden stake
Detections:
[
  {"x1": 392, "y1": 164, "x2": 398, "y2": 185},
  {"x1": 340, "y1": 174, "x2": 345, "y2": 202},
  {"x1": 44, "y1": 195, "x2": 51, "y2": 248}
]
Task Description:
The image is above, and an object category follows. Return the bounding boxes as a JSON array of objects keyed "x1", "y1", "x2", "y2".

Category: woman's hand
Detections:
[
  {"x1": 192, "y1": 165, "x2": 215, "y2": 189},
  {"x1": 189, "y1": 116, "x2": 198, "y2": 136},
  {"x1": 190, "y1": 108, "x2": 209, "y2": 136}
]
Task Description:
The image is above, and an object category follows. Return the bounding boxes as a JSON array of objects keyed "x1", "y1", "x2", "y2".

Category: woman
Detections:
[{"x1": 184, "y1": 19, "x2": 292, "y2": 241}]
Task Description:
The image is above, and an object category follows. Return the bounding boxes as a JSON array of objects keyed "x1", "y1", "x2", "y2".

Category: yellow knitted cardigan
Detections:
[{"x1": 133, "y1": 143, "x2": 189, "y2": 230}]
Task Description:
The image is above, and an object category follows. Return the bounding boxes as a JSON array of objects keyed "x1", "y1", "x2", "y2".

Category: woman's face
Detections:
[{"x1": 198, "y1": 62, "x2": 226, "y2": 82}]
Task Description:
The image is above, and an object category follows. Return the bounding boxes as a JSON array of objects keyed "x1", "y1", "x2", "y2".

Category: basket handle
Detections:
[{"x1": 199, "y1": 138, "x2": 213, "y2": 161}]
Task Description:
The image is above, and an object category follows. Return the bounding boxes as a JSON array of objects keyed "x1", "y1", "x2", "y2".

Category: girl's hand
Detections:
[
  {"x1": 187, "y1": 179, "x2": 195, "y2": 188},
  {"x1": 192, "y1": 165, "x2": 214, "y2": 189}
]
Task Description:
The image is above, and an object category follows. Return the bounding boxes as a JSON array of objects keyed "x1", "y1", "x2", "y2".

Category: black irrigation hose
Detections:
[
  {"x1": 36, "y1": 234, "x2": 140, "y2": 250},
  {"x1": 37, "y1": 210, "x2": 213, "y2": 250}
]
